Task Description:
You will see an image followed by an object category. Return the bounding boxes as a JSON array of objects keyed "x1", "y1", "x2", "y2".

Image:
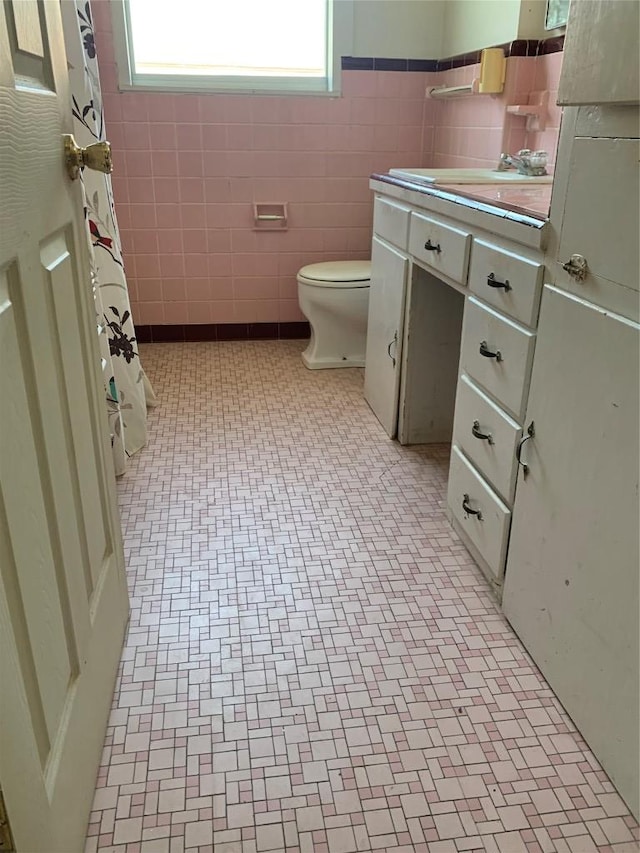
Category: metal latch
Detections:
[{"x1": 561, "y1": 254, "x2": 588, "y2": 281}]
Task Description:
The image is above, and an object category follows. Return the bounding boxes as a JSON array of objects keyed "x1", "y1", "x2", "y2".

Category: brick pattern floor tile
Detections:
[{"x1": 85, "y1": 342, "x2": 639, "y2": 853}]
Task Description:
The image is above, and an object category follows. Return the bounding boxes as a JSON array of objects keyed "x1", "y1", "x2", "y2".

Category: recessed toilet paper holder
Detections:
[{"x1": 253, "y1": 203, "x2": 288, "y2": 231}]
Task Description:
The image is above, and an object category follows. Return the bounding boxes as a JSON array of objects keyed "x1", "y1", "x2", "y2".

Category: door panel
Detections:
[
  {"x1": 0, "y1": 2, "x2": 129, "y2": 850},
  {"x1": 5, "y1": 0, "x2": 53, "y2": 89},
  {"x1": 554, "y1": 137, "x2": 639, "y2": 321},
  {"x1": 363, "y1": 236, "x2": 408, "y2": 438},
  {"x1": 558, "y1": 0, "x2": 639, "y2": 106},
  {"x1": 503, "y1": 285, "x2": 640, "y2": 818},
  {"x1": 45, "y1": 230, "x2": 112, "y2": 586},
  {"x1": 0, "y1": 264, "x2": 75, "y2": 750},
  {"x1": 11, "y1": 0, "x2": 45, "y2": 59}
]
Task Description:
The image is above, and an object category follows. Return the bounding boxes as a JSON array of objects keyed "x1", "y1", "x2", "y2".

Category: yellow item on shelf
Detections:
[{"x1": 478, "y1": 48, "x2": 507, "y2": 94}]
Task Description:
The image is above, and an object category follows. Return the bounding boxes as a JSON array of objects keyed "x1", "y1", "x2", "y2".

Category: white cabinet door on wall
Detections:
[
  {"x1": 364, "y1": 236, "x2": 408, "y2": 438},
  {"x1": 503, "y1": 285, "x2": 640, "y2": 818},
  {"x1": 558, "y1": 0, "x2": 640, "y2": 105},
  {"x1": 553, "y1": 136, "x2": 640, "y2": 320}
]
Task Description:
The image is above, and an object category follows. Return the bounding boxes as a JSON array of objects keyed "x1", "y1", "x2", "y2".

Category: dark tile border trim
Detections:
[
  {"x1": 341, "y1": 35, "x2": 564, "y2": 73},
  {"x1": 537, "y1": 35, "x2": 565, "y2": 56},
  {"x1": 136, "y1": 321, "x2": 311, "y2": 344},
  {"x1": 341, "y1": 56, "x2": 374, "y2": 71},
  {"x1": 407, "y1": 59, "x2": 439, "y2": 72}
]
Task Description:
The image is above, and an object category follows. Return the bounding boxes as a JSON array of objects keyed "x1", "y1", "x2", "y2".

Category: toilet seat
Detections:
[{"x1": 298, "y1": 260, "x2": 371, "y2": 288}]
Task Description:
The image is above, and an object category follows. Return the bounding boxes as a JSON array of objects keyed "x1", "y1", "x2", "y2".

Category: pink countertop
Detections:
[
  {"x1": 371, "y1": 173, "x2": 553, "y2": 227},
  {"x1": 437, "y1": 182, "x2": 553, "y2": 219}
]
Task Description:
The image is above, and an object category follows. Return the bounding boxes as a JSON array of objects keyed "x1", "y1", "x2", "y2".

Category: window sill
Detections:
[{"x1": 117, "y1": 79, "x2": 341, "y2": 97}]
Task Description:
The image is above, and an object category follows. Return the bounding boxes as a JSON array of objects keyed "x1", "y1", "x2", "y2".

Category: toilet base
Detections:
[
  {"x1": 301, "y1": 350, "x2": 365, "y2": 370},
  {"x1": 298, "y1": 280, "x2": 370, "y2": 371}
]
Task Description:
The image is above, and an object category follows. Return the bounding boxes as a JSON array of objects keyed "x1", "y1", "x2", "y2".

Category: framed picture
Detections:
[{"x1": 545, "y1": 0, "x2": 570, "y2": 29}]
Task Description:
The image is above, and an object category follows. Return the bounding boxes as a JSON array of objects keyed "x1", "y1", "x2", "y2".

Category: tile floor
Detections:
[{"x1": 85, "y1": 341, "x2": 639, "y2": 853}]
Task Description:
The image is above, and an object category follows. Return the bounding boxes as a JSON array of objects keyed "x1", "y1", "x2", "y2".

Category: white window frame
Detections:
[{"x1": 109, "y1": 0, "x2": 353, "y2": 96}]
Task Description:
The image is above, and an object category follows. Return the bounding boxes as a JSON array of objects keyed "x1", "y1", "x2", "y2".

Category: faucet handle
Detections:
[{"x1": 528, "y1": 150, "x2": 548, "y2": 171}]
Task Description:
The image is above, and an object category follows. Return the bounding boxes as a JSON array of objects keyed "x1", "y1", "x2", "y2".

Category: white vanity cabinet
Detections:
[{"x1": 365, "y1": 181, "x2": 548, "y2": 588}]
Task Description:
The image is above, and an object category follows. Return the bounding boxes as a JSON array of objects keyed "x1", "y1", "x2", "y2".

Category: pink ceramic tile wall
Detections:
[
  {"x1": 523, "y1": 52, "x2": 564, "y2": 168},
  {"x1": 93, "y1": 0, "x2": 562, "y2": 327},
  {"x1": 429, "y1": 54, "x2": 563, "y2": 172},
  {"x1": 92, "y1": 6, "x2": 431, "y2": 326}
]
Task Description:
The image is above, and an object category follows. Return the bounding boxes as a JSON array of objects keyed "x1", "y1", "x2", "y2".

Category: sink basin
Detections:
[{"x1": 389, "y1": 168, "x2": 553, "y2": 185}]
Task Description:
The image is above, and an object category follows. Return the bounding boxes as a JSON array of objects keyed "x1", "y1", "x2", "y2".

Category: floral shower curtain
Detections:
[{"x1": 61, "y1": 0, "x2": 155, "y2": 476}]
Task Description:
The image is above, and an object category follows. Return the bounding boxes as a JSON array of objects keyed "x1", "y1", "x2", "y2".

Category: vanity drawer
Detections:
[
  {"x1": 460, "y1": 297, "x2": 535, "y2": 420},
  {"x1": 408, "y1": 211, "x2": 471, "y2": 284},
  {"x1": 373, "y1": 197, "x2": 411, "y2": 250},
  {"x1": 452, "y1": 374, "x2": 522, "y2": 504},
  {"x1": 468, "y1": 239, "x2": 544, "y2": 328},
  {"x1": 448, "y1": 445, "x2": 511, "y2": 584}
]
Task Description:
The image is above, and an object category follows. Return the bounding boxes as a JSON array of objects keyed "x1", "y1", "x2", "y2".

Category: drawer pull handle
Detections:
[
  {"x1": 424, "y1": 239, "x2": 441, "y2": 253},
  {"x1": 387, "y1": 330, "x2": 398, "y2": 367},
  {"x1": 462, "y1": 493, "x2": 483, "y2": 520},
  {"x1": 516, "y1": 420, "x2": 535, "y2": 477},
  {"x1": 479, "y1": 340, "x2": 502, "y2": 361},
  {"x1": 487, "y1": 272, "x2": 511, "y2": 291},
  {"x1": 472, "y1": 420, "x2": 494, "y2": 444}
]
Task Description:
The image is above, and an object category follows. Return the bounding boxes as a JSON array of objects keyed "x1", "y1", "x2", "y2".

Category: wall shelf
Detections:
[{"x1": 506, "y1": 91, "x2": 549, "y2": 131}]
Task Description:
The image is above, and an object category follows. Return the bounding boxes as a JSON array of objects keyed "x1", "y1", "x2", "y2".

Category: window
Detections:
[{"x1": 111, "y1": 0, "x2": 352, "y2": 94}]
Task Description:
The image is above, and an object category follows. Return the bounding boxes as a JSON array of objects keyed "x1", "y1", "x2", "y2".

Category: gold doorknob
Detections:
[{"x1": 63, "y1": 134, "x2": 113, "y2": 180}]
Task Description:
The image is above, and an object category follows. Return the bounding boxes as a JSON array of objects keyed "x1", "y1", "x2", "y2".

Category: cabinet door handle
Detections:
[
  {"x1": 479, "y1": 340, "x2": 502, "y2": 361},
  {"x1": 471, "y1": 419, "x2": 494, "y2": 444},
  {"x1": 561, "y1": 254, "x2": 588, "y2": 280},
  {"x1": 387, "y1": 330, "x2": 398, "y2": 367},
  {"x1": 462, "y1": 493, "x2": 483, "y2": 520},
  {"x1": 516, "y1": 420, "x2": 535, "y2": 477},
  {"x1": 487, "y1": 272, "x2": 511, "y2": 291},
  {"x1": 424, "y1": 239, "x2": 441, "y2": 253}
]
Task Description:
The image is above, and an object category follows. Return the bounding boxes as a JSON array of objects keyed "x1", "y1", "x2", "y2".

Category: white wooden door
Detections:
[
  {"x1": 363, "y1": 236, "x2": 409, "y2": 438},
  {"x1": 558, "y1": 0, "x2": 639, "y2": 105},
  {"x1": 502, "y1": 285, "x2": 640, "y2": 818},
  {"x1": 0, "y1": 3, "x2": 129, "y2": 851}
]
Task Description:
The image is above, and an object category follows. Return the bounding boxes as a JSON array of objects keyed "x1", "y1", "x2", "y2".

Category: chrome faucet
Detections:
[{"x1": 496, "y1": 149, "x2": 548, "y2": 176}]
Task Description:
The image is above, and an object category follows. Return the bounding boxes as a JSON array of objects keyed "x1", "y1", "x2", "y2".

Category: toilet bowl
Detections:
[{"x1": 297, "y1": 260, "x2": 371, "y2": 369}]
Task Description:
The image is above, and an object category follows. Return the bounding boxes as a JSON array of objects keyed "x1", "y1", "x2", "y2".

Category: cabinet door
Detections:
[
  {"x1": 558, "y1": 0, "x2": 639, "y2": 105},
  {"x1": 554, "y1": 137, "x2": 639, "y2": 321},
  {"x1": 364, "y1": 236, "x2": 408, "y2": 438},
  {"x1": 503, "y1": 285, "x2": 640, "y2": 817}
]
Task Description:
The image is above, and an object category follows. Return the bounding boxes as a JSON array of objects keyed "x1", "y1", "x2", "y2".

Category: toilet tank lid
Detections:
[{"x1": 299, "y1": 260, "x2": 371, "y2": 283}]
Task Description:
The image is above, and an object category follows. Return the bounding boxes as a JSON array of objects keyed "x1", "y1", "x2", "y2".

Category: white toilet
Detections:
[{"x1": 297, "y1": 260, "x2": 371, "y2": 369}]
